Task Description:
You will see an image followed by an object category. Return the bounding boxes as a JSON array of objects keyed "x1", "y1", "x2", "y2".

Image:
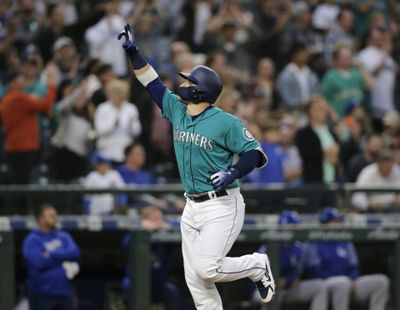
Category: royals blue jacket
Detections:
[
  {"x1": 303, "y1": 241, "x2": 359, "y2": 280},
  {"x1": 280, "y1": 242, "x2": 305, "y2": 289},
  {"x1": 22, "y1": 229, "x2": 80, "y2": 296}
]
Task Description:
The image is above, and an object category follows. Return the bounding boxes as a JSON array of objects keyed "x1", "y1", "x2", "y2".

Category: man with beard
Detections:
[{"x1": 22, "y1": 204, "x2": 80, "y2": 310}]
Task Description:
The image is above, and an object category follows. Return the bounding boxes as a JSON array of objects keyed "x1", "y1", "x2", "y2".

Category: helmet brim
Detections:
[{"x1": 179, "y1": 72, "x2": 198, "y2": 84}]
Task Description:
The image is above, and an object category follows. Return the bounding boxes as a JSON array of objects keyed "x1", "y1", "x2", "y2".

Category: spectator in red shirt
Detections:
[{"x1": 1, "y1": 64, "x2": 58, "y2": 184}]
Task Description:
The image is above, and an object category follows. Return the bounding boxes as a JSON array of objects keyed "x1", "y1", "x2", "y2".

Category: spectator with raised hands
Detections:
[
  {"x1": 1, "y1": 63, "x2": 58, "y2": 184},
  {"x1": 51, "y1": 78, "x2": 95, "y2": 183},
  {"x1": 357, "y1": 28, "x2": 398, "y2": 127},
  {"x1": 85, "y1": 0, "x2": 127, "y2": 77},
  {"x1": 353, "y1": 0, "x2": 392, "y2": 38},
  {"x1": 312, "y1": 0, "x2": 340, "y2": 32},
  {"x1": 204, "y1": 0, "x2": 255, "y2": 71},
  {"x1": 254, "y1": 0, "x2": 292, "y2": 62},
  {"x1": 94, "y1": 78, "x2": 141, "y2": 165},
  {"x1": 279, "y1": 1, "x2": 323, "y2": 60},
  {"x1": 34, "y1": 2, "x2": 105, "y2": 63},
  {"x1": 206, "y1": 0, "x2": 253, "y2": 34},
  {"x1": 128, "y1": 3, "x2": 170, "y2": 70}
]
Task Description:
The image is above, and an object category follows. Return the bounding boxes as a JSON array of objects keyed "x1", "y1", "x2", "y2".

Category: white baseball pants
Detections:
[
  {"x1": 326, "y1": 274, "x2": 390, "y2": 310},
  {"x1": 181, "y1": 188, "x2": 266, "y2": 310}
]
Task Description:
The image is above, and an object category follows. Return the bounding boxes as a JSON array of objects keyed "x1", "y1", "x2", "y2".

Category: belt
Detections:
[{"x1": 185, "y1": 190, "x2": 228, "y2": 203}]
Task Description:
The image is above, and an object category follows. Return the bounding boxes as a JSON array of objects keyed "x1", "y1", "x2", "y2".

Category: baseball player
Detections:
[
  {"x1": 303, "y1": 208, "x2": 390, "y2": 310},
  {"x1": 118, "y1": 24, "x2": 275, "y2": 309}
]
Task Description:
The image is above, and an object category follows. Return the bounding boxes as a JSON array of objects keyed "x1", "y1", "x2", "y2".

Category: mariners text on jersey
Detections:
[
  {"x1": 161, "y1": 90, "x2": 262, "y2": 194},
  {"x1": 173, "y1": 126, "x2": 214, "y2": 152}
]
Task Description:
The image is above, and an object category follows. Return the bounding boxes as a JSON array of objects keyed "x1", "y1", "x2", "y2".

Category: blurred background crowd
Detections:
[{"x1": 0, "y1": 0, "x2": 400, "y2": 215}]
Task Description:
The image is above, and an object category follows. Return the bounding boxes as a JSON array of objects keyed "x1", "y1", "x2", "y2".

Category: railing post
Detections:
[
  {"x1": 0, "y1": 231, "x2": 15, "y2": 310},
  {"x1": 129, "y1": 229, "x2": 151, "y2": 310}
]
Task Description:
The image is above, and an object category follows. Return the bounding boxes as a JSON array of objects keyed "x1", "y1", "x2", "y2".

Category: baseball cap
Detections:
[
  {"x1": 319, "y1": 207, "x2": 343, "y2": 224},
  {"x1": 278, "y1": 210, "x2": 300, "y2": 225},
  {"x1": 91, "y1": 153, "x2": 111, "y2": 166}
]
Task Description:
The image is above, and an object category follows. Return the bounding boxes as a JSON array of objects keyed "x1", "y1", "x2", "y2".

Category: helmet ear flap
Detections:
[{"x1": 193, "y1": 89, "x2": 207, "y2": 103}]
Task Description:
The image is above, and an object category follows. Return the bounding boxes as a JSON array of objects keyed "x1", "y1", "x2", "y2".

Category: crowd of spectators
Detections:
[{"x1": 1, "y1": 0, "x2": 400, "y2": 214}]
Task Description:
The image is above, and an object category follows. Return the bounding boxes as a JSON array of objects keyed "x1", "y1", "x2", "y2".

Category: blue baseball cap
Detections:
[
  {"x1": 91, "y1": 152, "x2": 111, "y2": 166},
  {"x1": 319, "y1": 207, "x2": 343, "y2": 224},
  {"x1": 278, "y1": 210, "x2": 300, "y2": 225}
]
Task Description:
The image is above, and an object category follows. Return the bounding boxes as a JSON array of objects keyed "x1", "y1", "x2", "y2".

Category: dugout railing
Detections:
[{"x1": 0, "y1": 183, "x2": 399, "y2": 215}]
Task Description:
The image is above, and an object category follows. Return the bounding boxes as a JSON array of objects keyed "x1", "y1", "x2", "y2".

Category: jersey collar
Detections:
[{"x1": 186, "y1": 106, "x2": 220, "y2": 126}]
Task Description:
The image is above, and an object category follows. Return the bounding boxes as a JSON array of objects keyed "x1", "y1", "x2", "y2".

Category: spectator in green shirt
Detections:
[{"x1": 321, "y1": 45, "x2": 373, "y2": 120}]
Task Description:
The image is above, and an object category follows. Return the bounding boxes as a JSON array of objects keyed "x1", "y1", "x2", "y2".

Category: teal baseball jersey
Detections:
[{"x1": 162, "y1": 90, "x2": 263, "y2": 194}]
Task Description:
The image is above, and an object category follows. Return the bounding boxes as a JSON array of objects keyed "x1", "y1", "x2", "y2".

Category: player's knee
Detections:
[
  {"x1": 316, "y1": 279, "x2": 329, "y2": 295},
  {"x1": 374, "y1": 274, "x2": 390, "y2": 293},
  {"x1": 327, "y1": 275, "x2": 352, "y2": 292},
  {"x1": 194, "y1": 258, "x2": 219, "y2": 281}
]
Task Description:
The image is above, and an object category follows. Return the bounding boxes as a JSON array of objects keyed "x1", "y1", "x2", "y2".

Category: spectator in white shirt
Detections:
[
  {"x1": 352, "y1": 149, "x2": 400, "y2": 212},
  {"x1": 277, "y1": 43, "x2": 319, "y2": 109},
  {"x1": 83, "y1": 153, "x2": 126, "y2": 215},
  {"x1": 85, "y1": 0, "x2": 127, "y2": 76},
  {"x1": 94, "y1": 79, "x2": 142, "y2": 164},
  {"x1": 357, "y1": 28, "x2": 398, "y2": 120}
]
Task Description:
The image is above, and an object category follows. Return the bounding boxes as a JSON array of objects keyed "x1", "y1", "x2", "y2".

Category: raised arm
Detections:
[{"x1": 118, "y1": 24, "x2": 166, "y2": 109}]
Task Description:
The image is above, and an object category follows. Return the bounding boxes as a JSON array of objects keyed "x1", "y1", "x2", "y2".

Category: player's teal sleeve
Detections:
[
  {"x1": 225, "y1": 119, "x2": 259, "y2": 154},
  {"x1": 161, "y1": 89, "x2": 186, "y2": 123},
  {"x1": 224, "y1": 118, "x2": 268, "y2": 168}
]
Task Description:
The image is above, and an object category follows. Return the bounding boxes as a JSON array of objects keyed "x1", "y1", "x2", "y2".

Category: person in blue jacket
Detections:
[
  {"x1": 22, "y1": 203, "x2": 80, "y2": 310},
  {"x1": 253, "y1": 210, "x2": 328, "y2": 310},
  {"x1": 303, "y1": 207, "x2": 390, "y2": 310}
]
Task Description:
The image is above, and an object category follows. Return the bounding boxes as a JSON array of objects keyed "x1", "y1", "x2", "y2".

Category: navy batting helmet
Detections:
[
  {"x1": 319, "y1": 207, "x2": 343, "y2": 224},
  {"x1": 178, "y1": 65, "x2": 223, "y2": 104},
  {"x1": 278, "y1": 210, "x2": 300, "y2": 225}
]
